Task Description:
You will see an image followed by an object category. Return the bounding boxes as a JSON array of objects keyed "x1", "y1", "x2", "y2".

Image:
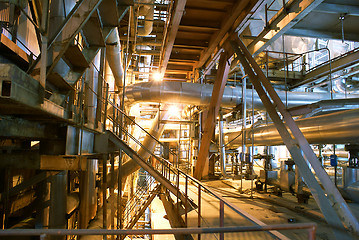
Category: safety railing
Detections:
[
  {"x1": 0, "y1": 223, "x2": 317, "y2": 239},
  {"x1": 99, "y1": 92, "x2": 320, "y2": 239},
  {"x1": 122, "y1": 173, "x2": 156, "y2": 228},
  {"x1": 57, "y1": 51, "x2": 319, "y2": 239}
]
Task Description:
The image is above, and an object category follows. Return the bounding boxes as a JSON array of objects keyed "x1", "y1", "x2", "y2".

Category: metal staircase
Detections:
[
  {"x1": 95, "y1": 99, "x2": 197, "y2": 232},
  {"x1": 28, "y1": 0, "x2": 127, "y2": 92}
]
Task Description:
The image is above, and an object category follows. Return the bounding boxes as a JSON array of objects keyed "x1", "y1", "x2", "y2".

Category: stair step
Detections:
[
  {"x1": 105, "y1": 131, "x2": 197, "y2": 211},
  {"x1": 64, "y1": 45, "x2": 90, "y2": 71},
  {"x1": 82, "y1": 11, "x2": 106, "y2": 47},
  {"x1": 46, "y1": 71, "x2": 74, "y2": 92},
  {"x1": 98, "y1": 0, "x2": 119, "y2": 27}
]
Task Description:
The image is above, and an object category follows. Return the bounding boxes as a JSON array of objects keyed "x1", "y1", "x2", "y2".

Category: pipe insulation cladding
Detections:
[
  {"x1": 106, "y1": 28, "x2": 124, "y2": 89},
  {"x1": 226, "y1": 108, "x2": 359, "y2": 147},
  {"x1": 124, "y1": 81, "x2": 359, "y2": 110}
]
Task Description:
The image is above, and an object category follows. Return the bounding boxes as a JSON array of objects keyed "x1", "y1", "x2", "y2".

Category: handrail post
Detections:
[
  {"x1": 176, "y1": 170, "x2": 180, "y2": 216},
  {"x1": 219, "y1": 200, "x2": 224, "y2": 240},
  {"x1": 185, "y1": 175, "x2": 188, "y2": 227},
  {"x1": 308, "y1": 226, "x2": 316, "y2": 240},
  {"x1": 198, "y1": 184, "x2": 201, "y2": 240},
  {"x1": 103, "y1": 84, "x2": 109, "y2": 132}
]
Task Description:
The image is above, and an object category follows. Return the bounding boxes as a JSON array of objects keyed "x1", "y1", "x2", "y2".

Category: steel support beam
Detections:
[
  {"x1": 161, "y1": 0, "x2": 187, "y2": 74},
  {"x1": 285, "y1": 28, "x2": 359, "y2": 42},
  {"x1": 194, "y1": 51, "x2": 230, "y2": 180},
  {"x1": 0, "y1": 152, "x2": 90, "y2": 170},
  {"x1": 159, "y1": 186, "x2": 193, "y2": 240},
  {"x1": 0, "y1": 171, "x2": 56, "y2": 202},
  {"x1": 313, "y1": 3, "x2": 359, "y2": 16},
  {"x1": 246, "y1": 0, "x2": 325, "y2": 56},
  {"x1": 195, "y1": 0, "x2": 257, "y2": 69},
  {"x1": 231, "y1": 37, "x2": 359, "y2": 237},
  {"x1": 0, "y1": 115, "x2": 57, "y2": 139}
]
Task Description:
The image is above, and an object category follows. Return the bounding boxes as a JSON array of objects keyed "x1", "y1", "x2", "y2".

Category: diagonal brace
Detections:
[{"x1": 231, "y1": 37, "x2": 358, "y2": 238}]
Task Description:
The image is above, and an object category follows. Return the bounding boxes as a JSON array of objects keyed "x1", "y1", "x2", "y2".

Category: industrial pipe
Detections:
[
  {"x1": 334, "y1": 79, "x2": 359, "y2": 94},
  {"x1": 106, "y1": 28, "x2": 124, "y2": 89},
  {"x1": 137, "y1": 0, "x2": 155, "y2": 36},
  {"x1": 219, "y1": 113, "x2": 229, "y2": 178},
  {"x1": 121, "y1": 109, "x2": 170, "y2": 179},
  {"x1": 226, "y1": 108, "x2": 359, "y2": 147},
  {"x1": 124, "y1": 81, "x2": 359, "y2": 110}
]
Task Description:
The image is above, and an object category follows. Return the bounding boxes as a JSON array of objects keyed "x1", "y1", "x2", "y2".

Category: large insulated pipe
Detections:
[
  {"x1": 137, "y1": 0, "x2": 154, "y2": 36},
  {"x1": 124, "y1": 81, "x2": 359, "y2": 109},
  {"x1": 106, "y1": 28, "x2": 124, "y2": 89},
  {"x1": 121, "y1": 109, "x2": 170, "y2": 179},
  {"x1": 226, "y1": 108, "x2": 359, "y2": 147}
]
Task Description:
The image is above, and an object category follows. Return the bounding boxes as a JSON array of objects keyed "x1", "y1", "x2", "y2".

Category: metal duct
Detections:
[
  {"x1": 121, "y1": 109, "x2": 170, "y2": 179},
  {"x1": 226, "y1": 108, "x2": 359, "y2": 147},
  {"x1": 137, "y1": 0, "x2": 154, "y2": 36},
  {"x1": 106, "y1": 28, "x2": 124, "y2": 89},
  {"x1": 124, "y1": 81, "x2": 359, "y2": 110}
]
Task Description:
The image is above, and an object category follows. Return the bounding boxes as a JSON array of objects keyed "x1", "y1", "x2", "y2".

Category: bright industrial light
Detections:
[
  {"x1": 152, "y1": 71, "x2": 162, "y2": 81},
  {"x1": 168, "y1": 105, "x2": 181, "y2": 117}
]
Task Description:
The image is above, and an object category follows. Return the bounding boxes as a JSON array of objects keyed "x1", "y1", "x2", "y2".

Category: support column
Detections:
[
  {"x1": 194, "y1": 52, "x2": 231, "y2": 179},
  {"x1": 79, "y1": 159, "x2": 98, "y2": 229},
  {"x1": 49, "y1": 171, "x2": 67, "y2": 240}
]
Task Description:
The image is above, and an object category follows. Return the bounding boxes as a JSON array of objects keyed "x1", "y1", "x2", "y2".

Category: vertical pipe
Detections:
[
  {"x1": 219, "y1": 111, "x2": 228, "y2": 178},
  {"x1": 240, "y1": 69, "x2": 247, "y2": 192},
  {"x1": 334, "y1": 144, "x2": 337, "y2": 186},
  {"x1": 250, "y1": 82, "x2": 254, "y2": 198},
  {"x1": 96, "y1": 48, "x2": 105, "y2": 129}
]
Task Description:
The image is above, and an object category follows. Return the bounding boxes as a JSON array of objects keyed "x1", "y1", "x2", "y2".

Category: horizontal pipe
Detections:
[
  {"x1": 124, "y1": 81, "x2": 359, "y2": 110},
  {"x1": 226, "y1": 108, "x2": 359, "y2": 147}
]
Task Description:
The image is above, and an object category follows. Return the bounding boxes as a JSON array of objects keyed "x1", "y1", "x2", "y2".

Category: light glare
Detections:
[{"x1": 153, "y1": 72, "x2": 162, "y2": 81}]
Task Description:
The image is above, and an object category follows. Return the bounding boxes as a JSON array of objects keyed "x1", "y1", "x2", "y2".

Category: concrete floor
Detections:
[
  {"x1": 193, "y1": 179, "x2": 359, "y2": 240},
  {"x1": 147, "y1": 175, "x2": 359, "y2": 239}
]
